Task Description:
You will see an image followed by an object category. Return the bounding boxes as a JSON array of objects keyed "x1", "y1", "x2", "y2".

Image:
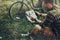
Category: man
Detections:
[
  {"x1": 21, "y1": 1, "x2": 60, "y2": 39},
  {"x1": 33, "y1": 3, "x2": 60, "y2": 38}
]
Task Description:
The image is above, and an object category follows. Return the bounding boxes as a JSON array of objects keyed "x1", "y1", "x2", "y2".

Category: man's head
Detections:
[
  {"x1": 44, "y1": 3, "x2": 53, "y2": 10},
  {"x1": 44, "y1": 0, "x2": 54, "y2": 10}
]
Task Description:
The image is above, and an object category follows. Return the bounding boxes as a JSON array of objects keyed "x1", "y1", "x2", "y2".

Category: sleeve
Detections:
[
  {"x1": 25, "y1": 10, "x2": 37, "y2": 23},
  {"x1": 54, "y1": 14, "x2": 60, "y2": 30},
  {"x1": 43, "y1": 13, "x2": 55, "y2": 27}
]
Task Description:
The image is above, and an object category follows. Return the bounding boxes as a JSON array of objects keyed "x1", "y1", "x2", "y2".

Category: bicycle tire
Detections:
[
  {"x1": 9, "y1": 1, "x2": 30, "y2": 21},
  {"x1": 31, "y1": 0, "x2": 38, "y2": 7}
]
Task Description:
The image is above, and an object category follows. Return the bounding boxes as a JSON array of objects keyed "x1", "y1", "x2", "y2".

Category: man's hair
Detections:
[
  {"x1": 44, "y1": 3, "x2": 53, "y2": 10},
  {"x1": 44, "y1": 0, "x2": 53, "y2": 4}
]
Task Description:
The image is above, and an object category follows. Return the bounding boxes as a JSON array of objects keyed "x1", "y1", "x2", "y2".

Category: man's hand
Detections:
[
  {"x1": 35, "y1": 11, "x2": 47, "y2": 17},
  {"x1": 29, "y1": 16, "x2": 36, "y2": 21}
]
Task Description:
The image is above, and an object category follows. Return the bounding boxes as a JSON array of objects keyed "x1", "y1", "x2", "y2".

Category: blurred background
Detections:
[{"x1": 0, "y1": 0, "x2": 60, "y2": 40}]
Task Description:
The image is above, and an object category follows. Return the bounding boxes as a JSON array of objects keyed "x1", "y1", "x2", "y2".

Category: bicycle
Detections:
[
  {"x1": 8, "y1": 0, "x2": 48, "y2": 21},
  {"x1": 9, "y1": 0, "x2": 38, "y2": 21}
]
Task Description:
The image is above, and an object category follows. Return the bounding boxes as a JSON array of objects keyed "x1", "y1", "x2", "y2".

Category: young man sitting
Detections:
[{"x1": 21, "y1": 1, "x2": 60, "y2": 39}]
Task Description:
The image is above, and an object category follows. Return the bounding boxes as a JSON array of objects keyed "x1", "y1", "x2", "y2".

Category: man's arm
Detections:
[
  {"x1": 35, "y1": 18, "x2": 43, "y2": 24},
  {"x1": 29, "y1": 16, "x2": 43, "y2": 24},
  {"x1": 35, "y1": 11, "x2": 47, "y2": 17},
  {"x1": 43, "y1": 13, "x2": 55, "y2": 27}
]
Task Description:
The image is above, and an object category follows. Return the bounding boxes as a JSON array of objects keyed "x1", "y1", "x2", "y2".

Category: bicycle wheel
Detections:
[
  {"x1": 31, "y1": 0, "x2": 48, "y2": 13},
  {"x1": 31, "y1": 0, "x2": 38, "y2": 7},
  {"x1": 25, "y1": 0, "x2": 38, "y2": 9},
  {"x1": 9, "y1": 1, "x2": 29, "y2": 21}
]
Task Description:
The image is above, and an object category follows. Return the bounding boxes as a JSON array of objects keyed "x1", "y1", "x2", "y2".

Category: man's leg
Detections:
[
  {"x1": 21, "y1": 24, "x2": 42, "y2": 36},
  {"x1": 29, "y1": 24, "x2": 42, "y2": 36}
]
